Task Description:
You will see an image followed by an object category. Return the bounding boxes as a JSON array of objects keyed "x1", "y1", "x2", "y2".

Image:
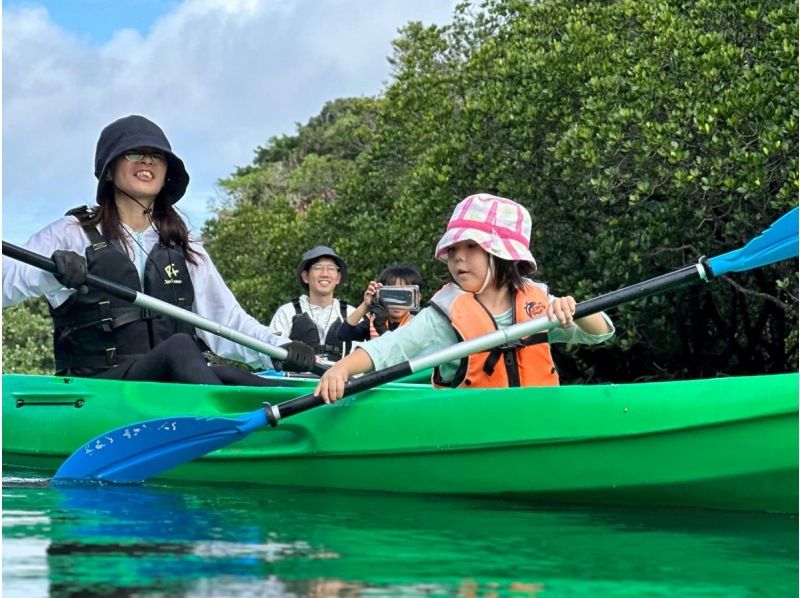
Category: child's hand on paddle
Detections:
[
  {"x1": 314, "y1": 348, "x2": 375, "y2": 403},
  {"x1": 315, "y1": 361, "x2": 349, "y2": 403},
  {"x1": 547, "y1": 296, "x2": 577, "y2": 327}
]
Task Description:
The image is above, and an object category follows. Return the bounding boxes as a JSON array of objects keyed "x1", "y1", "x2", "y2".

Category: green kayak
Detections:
[{"x1": 3, "y1": 372, "x2": 797, "y2": 513}]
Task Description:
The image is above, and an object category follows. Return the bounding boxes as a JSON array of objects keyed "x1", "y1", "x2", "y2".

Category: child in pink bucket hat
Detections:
[
  {"x1": 434, "y1": 193, "x2": 537, "y2": 266},
  {"x1": 315, "y1": 194, "x2": 614, "y2": 401}
]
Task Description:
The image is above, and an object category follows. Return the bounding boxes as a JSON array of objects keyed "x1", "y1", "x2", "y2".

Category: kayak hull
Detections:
[{"x1": 4, "y1": 373, "x2": 797, "y2": 513}]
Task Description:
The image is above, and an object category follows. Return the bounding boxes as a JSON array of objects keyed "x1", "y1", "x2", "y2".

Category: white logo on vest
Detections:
[{"x1": 164, "y1": 263, "x2": 182, "y2": 284}]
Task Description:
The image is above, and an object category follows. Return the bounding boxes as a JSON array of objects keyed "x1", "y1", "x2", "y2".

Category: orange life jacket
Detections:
[{"x1": 429, "y1": 281, "x2": 559, "y2": 388}]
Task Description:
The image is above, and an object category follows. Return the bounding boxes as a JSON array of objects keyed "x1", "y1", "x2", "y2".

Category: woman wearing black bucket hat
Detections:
[{"x1": 2, "y1": 115, "x2": 315, "y2": 384}]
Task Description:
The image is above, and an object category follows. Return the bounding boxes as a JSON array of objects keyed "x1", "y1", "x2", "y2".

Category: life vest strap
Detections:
[
  {"x1": 65, "y1": 205, "x2": 104, "y2": 245},
  {"x1": 291, "y1": 297, "x2": 303, "y2": 315},
  {"x1": 483, "y1": 332, "x2": 548, "y2": 376},
  {"x1": 54, "y1": 305, "x2": 153, "y2": 331}
]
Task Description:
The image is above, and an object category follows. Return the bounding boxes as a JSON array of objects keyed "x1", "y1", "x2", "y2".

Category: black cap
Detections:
[
  {"x1": 295, "y1": 245, "x2": 348, "y2": 288},
  {"x1": 94, "y1": 115, "x2": 189, "y2": 205}
]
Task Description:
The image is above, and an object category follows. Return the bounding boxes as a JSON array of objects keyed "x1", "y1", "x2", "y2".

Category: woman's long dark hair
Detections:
[{"x1": 86, "y1": 173, "x2": 202, "y2": 265}]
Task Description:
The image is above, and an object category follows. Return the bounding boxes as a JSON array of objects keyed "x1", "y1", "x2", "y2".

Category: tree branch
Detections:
[{"x1": 719, "y1": 275, "x2": 794, "y2": 313}]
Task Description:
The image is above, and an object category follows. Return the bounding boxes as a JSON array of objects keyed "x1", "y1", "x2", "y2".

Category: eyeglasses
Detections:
[
  {"x1": 309, "y1": 264, "x2": 340, "y2": 273},
  {"x1": 123, "y1": 150, "x2": 167, "y2": 163}
]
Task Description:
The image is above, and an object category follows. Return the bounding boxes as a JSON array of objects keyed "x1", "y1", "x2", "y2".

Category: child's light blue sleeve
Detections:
[{"x1": 360, "y1": 307, "x2": 458, "y2": 371}]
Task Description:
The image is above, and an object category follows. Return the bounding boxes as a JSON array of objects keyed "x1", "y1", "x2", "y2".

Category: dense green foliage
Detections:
[
  {"x1": 3, "y1": 297, "x2": 54, "y2": 374},
  {"x1": 5, "y1": 0, "x2": 797, "y2": 382},
  {"x1": 207, "y1": 0, "x2": 797, "y2": 382}
]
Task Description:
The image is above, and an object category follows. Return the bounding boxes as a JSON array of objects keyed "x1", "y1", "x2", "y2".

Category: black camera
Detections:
[{"x1": 374, "y1": 285, "x2": 420, "y2": 311}]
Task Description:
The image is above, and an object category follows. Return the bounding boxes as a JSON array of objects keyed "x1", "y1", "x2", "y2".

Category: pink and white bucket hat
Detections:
[{"x1": 434, "y1": 193, "x2": 537, "y2": 268}]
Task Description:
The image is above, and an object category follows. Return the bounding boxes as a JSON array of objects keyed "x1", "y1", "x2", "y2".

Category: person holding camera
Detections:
[
  {"x1": 269, "y1": 245, "x2": 357, "y2": 363},
  {"x1": 337, "y1": 264, "x2": 423, "y2": 342},
  {"x1": 2, "y1": 115, "x2": 316, "y2": 384}
]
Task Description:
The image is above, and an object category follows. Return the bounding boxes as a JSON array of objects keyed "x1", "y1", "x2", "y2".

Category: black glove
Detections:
[
  {"x1": 52, "y1": 250, "x2": 88, "y2": 292},
  {"x1": 368, "y1": 297, "x2": 390, "y2": 335},
  {"x1": 282, "y1": 341, "x2": 316, "y2": 373}
]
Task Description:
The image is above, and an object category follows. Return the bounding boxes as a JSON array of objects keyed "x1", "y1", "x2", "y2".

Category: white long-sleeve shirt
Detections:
[{"x1": 3, "y1": 215, "x2": 285, "y2": 370}]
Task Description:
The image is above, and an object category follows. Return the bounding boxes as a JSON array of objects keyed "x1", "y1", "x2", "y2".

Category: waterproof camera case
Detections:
[{"x1": 376, "y1": 285, "x2": 421, "y2": 310}]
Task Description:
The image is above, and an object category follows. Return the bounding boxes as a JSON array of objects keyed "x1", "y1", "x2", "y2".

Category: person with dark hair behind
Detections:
[
  {"x1": 337, "y1": 264, "x2": 423, "y2": 342},
  {"x1": 2, "y1": 115, "x2": 316, "y2": 384}
]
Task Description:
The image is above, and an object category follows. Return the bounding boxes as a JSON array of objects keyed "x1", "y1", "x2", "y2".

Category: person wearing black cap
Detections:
[
  {"x1": 269, "y1": 245, "x2": 356, "y2": 363},
  {"x1": 2, "y1": 115, "x2": 315, "y2": 384}
]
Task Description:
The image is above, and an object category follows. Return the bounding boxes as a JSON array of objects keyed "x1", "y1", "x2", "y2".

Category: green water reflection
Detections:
[{"x1": 3, "y1": 470, "x2": 797, "y2": 597}]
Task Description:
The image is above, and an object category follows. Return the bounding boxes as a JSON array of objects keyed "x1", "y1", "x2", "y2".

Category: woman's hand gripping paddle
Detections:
[{"x1": 51, "y1": 208, "x2": 798, "y2": 483}]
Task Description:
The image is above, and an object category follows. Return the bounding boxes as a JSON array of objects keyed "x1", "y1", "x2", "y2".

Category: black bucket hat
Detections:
[
  {"x1": 295, "y1": 245, "x2": 348, "y2": 288},
  {"x1": 94, "y1": 115, "x2": 190, "y2": 205}
]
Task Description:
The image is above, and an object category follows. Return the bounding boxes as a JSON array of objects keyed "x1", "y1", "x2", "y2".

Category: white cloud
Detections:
[{"x1": 3, "y1": 0, "x2": 457, "y2": 243}]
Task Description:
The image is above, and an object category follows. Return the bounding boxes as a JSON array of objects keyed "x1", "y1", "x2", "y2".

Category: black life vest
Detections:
[
  {"x1": 50, "y1": 206, "x2": 197, "y2": 376},
  {"x1": 288, "y1": 297, "x2": 351, "y2": 362}
]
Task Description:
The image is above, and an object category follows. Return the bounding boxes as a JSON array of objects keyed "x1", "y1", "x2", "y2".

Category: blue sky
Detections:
[
  {"x1": 3, "y1": 0, "x2": 458, "y2": 244},
  {"x1": 4, "y1": 0, "x2": 183, "y2": 44}
]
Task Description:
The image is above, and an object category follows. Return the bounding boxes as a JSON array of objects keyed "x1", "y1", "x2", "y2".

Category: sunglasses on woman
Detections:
[{"x1": 123, "y1": 150, "x2": 167, "y2": 163}]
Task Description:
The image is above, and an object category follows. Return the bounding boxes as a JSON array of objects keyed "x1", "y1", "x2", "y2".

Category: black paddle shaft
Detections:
[{"x1": 573, "y1": 260, "x2": 711, "y2": 319}]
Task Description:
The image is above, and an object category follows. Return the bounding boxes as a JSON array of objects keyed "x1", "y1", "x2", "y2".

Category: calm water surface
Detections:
[{"x1": 3, "y1": 468, "x2": 797, "y2": 597}]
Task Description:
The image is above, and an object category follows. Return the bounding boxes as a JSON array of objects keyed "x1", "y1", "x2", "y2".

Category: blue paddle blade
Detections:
[
  {"x1": 708, "y1": 208, "x2": 799, "y2": 276},
  {"x1": 53, "y1": 408, "x2": 268, "y2": 484}
]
